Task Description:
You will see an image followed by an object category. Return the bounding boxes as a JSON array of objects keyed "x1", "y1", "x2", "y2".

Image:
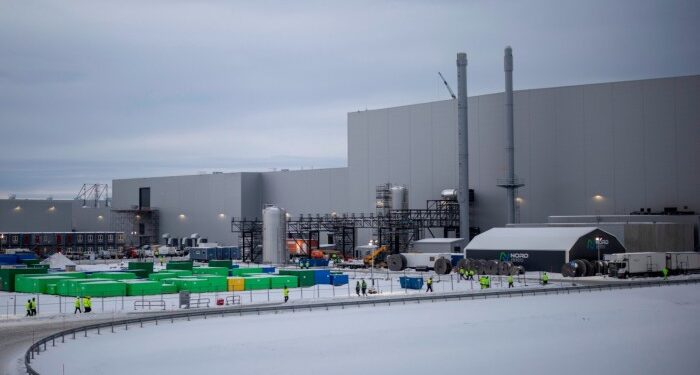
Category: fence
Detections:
[{"x1": 24, "y1": 277, "x2": 700, "y2": 374}]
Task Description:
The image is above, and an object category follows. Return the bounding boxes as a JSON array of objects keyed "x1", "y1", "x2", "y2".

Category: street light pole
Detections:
[{"x1": 595, "y1": 237, "x2": 601, "y2": 263}]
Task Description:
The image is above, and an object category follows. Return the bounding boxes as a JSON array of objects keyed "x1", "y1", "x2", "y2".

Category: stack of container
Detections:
[
  {"x1": 88, "y1": 272, "x2": 137, "y2": 280},
  {"x1": 243, "y1": 275, "x2": 271, "y2": 290},
  {"x1": 231, "y1": 267, "x2": 263, "y2": 277},
  {"x1": 121, "y1": 280, "x2": 162, "y2": 296},
  {"x1": 128, "y1": 262, "x2": 154, "y2": 278},
  {"x1": 0, "y1": 267, "x2": 47, "y2": 292},
  {"x1": 278, "y1": 269, "x2": 315, "y2": 287},
  {"x1": 148, "y1": 272, "x2": 176, "y2": 281},
  {"x1": 14, "y1": 275, "x2": 76, "y2": 294},
  {"x1": 192, "y1": 267, "x2": 229, "y2": 277},
  {"x1": 166, "y1": 261, "x2": 193, "y2": 271},
  {"x1": 208, "y1": 260, "x2": 232, "y2": 268},
  {"x1": 78, "y1": 281, "x2": 126, "y2": 297},
  {"x1": 268, "y1": 275, "x2": 298, "y2": 288}
]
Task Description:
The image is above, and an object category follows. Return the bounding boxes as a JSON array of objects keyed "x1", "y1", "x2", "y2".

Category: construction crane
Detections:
[{"x1": 438, "y1": 72, "x2": 456, "y2": 99}]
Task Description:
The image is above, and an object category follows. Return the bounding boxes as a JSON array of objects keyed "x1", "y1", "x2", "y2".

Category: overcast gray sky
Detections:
[{"x1": 1, "y1": 0, "x2": 698, "y2": 199}]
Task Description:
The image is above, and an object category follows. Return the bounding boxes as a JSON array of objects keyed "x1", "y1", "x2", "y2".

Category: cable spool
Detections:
[
  {"x1": 472, "y1": 259, "x2": 485, "y2": 274},
  {"x1": 484, "y1": 260, "x2": 499, "y2": 275},
  {"x1": 593, "y1": 260, "x2": 604, "y2": 275},
  {"x1": 582, "y1": 259, "x2": 595, "y2": 277},
  {"x1": 498, "y1": 261, "x2": 513, "y2": 275},
  {"x1": 573, "y1": 259, "x2": 587, "y2": 277},
  {"x1": 387, "y1": 254, "x2": 406, "y2": 271},
  {"x1": 513, "y1": 265, "x2": 525, "y2": 275},
  {"x1": 561, "y1": 262, "x2": 575, "y2": 277},
  {"x1": 434, "y1": 258, "x2": 451, "y2": 275}
]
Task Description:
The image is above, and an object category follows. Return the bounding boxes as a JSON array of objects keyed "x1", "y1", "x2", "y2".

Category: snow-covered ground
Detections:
[
  {"x1": 0, "y1": 271, "x2": 561, "y2": 319},
  {"x1": 30, "y1": 284, "x2": 700, "y2": 374}
]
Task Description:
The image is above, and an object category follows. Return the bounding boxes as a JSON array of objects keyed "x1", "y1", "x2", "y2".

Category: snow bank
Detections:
[{"x1": 32, "y1": 284, "x2": 700, "y2": 374}]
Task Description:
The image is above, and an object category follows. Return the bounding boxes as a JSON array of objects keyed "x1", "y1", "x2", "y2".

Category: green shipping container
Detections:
[
  {"x1": 148, "y1": 272, "x2": 176, "y2": 281},
  {"x1": 192, "y1": 267, "x2": 229, "y2": 277},
  {"x1": 88, "y1": 272, "x2": 137, "y2": 280},
  {"x1": 128, "y1": 262, "x2": 154, "y2": 273},
  {"x1": 20, "y1": 259, "x2": 41, "y2": 266},
  {"x1": 57, "y1": 278, "x2": 111, "y2": 297},
  {"x1": 46, "y1": 284, "x2": 57, "y2": 295},
  {"x1": 166, "y1": 269, "x2": 192, "y2": 277},
  {"x1": 194, "y1": 275, "x2": 227, "y2": 292},
  {"x1": 15, "y1": 275, "x2": 75, "y2": 293},
  {"x1": 166, "y1": 261, "x2": 193, "y2": 271},
  {"x1": 121, "y1": 280, "x2": 162, "y2": 296},
  {"x1": 0, "y1": 268, "x2": 48, "y2": 292},
  {"x1": 269, "y1": 275, "x2": 299, "y2": 288},
  {"x1": 79, "y1": 281, "x2": 126, "y2": 297},
  {"x1": 230, "y1": 267, "x2": 263, "y2": 277},
  {"x1": 278, "y1": 269, "x2": 315, "y2": 287},
  {"x1": 162, "y1": 278, "x2": 209, "y2": 293},
  {"x1": 208, "y1": 260, "x2": 232, "y2": 268},
  {"x1": 243, "y1": 275, "x2": 271, "y2": 290},
  {"x1": 161, "y1": 283, "x2": 178, "y2": 294}
]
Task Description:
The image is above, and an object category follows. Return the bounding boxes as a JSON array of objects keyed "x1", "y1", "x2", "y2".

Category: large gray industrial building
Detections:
[{"x1": 2, "y1": 74, "x2": 699, "y2": 251}]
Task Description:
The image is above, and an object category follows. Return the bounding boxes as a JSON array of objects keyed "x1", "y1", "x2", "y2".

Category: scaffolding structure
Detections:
[
  {"x1": 231, "y1": 196, "x2": 478, "y2": 259},
  {"x1": 111, "y1": 208, "x2": 160, "y2": 248}
]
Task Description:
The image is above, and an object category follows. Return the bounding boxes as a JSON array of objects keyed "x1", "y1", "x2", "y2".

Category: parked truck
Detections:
[{"x1": 607, "y1": 251, "x2": 700, "y2": 278}]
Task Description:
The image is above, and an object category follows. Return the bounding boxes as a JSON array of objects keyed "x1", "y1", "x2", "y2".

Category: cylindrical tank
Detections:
[
  {"x1": 441, "y1": 189, "x2": 458, "y2": 201},
  {"x1": 390, "y1": 185, "x2": 408, "y2": 210},
  {"x1": 263, "y1": 205, "x2": 288, "y2": 265}
]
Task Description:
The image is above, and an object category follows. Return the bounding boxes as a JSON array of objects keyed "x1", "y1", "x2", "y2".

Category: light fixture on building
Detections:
[
  {"x1": 97, "y1": 215, "x2": 104, "y2": 220},
  {"x1": 135, "y1": 215, "x2": 141, "y2": 220},
  {"x1": 218, "y1": 213, "x2": 225, "y2": 218},
  {"x1": 179, "y1": 214, "x2": 186, "y2": 219},
  {"x1": 593, "y1": 194, "x2": 604, "y2": 201},
  {"x1": 13, "y1": 206, "x2": 21, "y2": 211},
  {"x1": 48, "y1": 206, "x2": 55, "y2": 211},
  {"x1": 515, "y1": 197, "x2": 524, "y2": 204}
]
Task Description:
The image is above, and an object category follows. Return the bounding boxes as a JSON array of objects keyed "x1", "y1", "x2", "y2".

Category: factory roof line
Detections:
[{"x1": 466, "y1": 227, "x2": 604, "y2": 251}]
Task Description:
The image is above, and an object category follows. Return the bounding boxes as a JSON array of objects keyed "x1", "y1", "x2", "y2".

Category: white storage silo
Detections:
[
  {"x1": 263, "y1": 205, "x2": 288, "y2": 264},
  {"x1": 390, "y1": 185, "x2": 408, "y2": 210}
]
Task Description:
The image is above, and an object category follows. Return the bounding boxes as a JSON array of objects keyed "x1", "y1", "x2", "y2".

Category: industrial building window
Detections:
[
  {"x1": 97, "y1": 234, "x2": 104, "y2": 242},
  {"x1": 77, "y1": 234, "x2": 83, "y2": 242},
  {"x1": 98, "y1": 246, "x2": 103, "y2": 252},
  {"x1": 87, "y1": 234, "x2": 94, "y2": 242},
  {"x1": 107, "y1": 234, "x2": 114, "y2": 242},
  {"x1": 139, "y1": 187, "x2": 151, "y2": 209},
  {"x1": 12, "y1": 235, "x2": 18, "y2": 244},
  {"x1": 139, "y1": 223, "x2": 145, "y2": 235},
  {"x1": 117, "y1": 233, "x2": 124, "y2": 242},
  {"x1": 87, "y1": 247, "x2": 93, "y2": 253}
]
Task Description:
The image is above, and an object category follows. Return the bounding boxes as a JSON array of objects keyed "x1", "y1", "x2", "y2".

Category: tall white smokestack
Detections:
[
  {"x1": 499, "y1": 46, "x2": 524, "y2": 223},
  {"x1": 457, "y1": 52, "x2": 470, "y2": 241}
]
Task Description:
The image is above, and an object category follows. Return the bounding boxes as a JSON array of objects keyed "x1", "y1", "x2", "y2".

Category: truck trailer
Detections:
[{"x1": 607, "y1": 252, "x2": 700, "y2": 278}]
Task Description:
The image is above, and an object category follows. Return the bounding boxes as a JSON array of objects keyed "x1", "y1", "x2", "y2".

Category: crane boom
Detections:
[{"x1": 438, "y1": 72, "x2": 456, "y2": 99}]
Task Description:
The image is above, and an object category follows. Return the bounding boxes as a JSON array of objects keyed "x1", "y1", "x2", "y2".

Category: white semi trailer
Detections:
[{"x1": 607, "y1": 252, "x2": 700, "y2": 278}]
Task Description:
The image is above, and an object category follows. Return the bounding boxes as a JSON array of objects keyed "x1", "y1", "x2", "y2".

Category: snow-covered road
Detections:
[{"x1": 30, "y1": 283, "x2": 700, "y2": 375}]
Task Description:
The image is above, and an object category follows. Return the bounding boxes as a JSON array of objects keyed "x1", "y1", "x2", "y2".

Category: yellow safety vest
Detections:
[
  {"x1": 74, "y1": 299, "x2": 81, "y2": 308},
  {"x1": 83, "y1": 298, "x2": 91, "y2": 308},
  {"x1": 283, "y1": 289, "x2": 289, "y2": 297}
]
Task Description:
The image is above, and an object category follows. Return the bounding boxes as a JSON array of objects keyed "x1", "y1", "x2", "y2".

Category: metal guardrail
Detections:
[
  {"x1": 24, "y1": 277, "x2": 699, "y2": 374},
  {"x1": 133, "y1": 300, "x2": 166, "y2": 311},
  {"x1": 225, "y1": 295, "x2": 241, "y2": 306}
]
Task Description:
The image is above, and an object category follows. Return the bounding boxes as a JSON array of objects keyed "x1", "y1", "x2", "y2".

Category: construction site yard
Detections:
[{"x1": 27, "y1": 283, "x2": 700, "y2": 375}]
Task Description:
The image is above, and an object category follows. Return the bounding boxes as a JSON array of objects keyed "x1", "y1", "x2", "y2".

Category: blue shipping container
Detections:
[
  {"x1": 330, "y1": 274, "x2": 348, "y2": 286},
  {"x1": 15, "y1": 252, "x2": 37, "y2": 261},
  {"x1": 450, "y1": 254, "x2": 464, "y2": 267},
  {"x1": 312, "y1": 269, "x2": 331, "y2": 284},
  {"x1": 261, "y1": 266, "x2": 275, "y2": 273},
  {"x1": 0, "y1": 255, "x2": 18, "y2": 264},
  {"x1": 399, "y1": 276, "x2": 424, "y2": 290}
]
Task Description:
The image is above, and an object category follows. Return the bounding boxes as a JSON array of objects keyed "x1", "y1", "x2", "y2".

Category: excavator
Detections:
[{"x1": 363, "y1": 245, "x2": 388, "y2": 267}]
